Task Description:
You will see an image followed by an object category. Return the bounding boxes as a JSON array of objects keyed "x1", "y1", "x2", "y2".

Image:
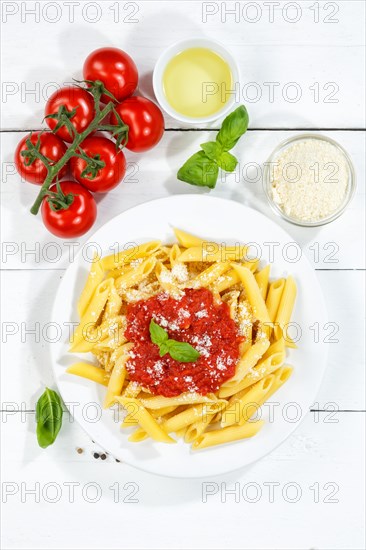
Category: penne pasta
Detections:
[
  {"x1": 231, "y1": 264, "x2": 271, "y2": 335},
  {"x1": 243, "y1": 258, "x2": 260, "y2": 273},
  {"x1": 117, "y1": 398, "x2": 176, "y2": 443},
  {"x1": 103, "y1": 284, "x2": 122, "y2": 320},
  {"x1": 108, "y1": 263, "x2": 135, "y2": 280},
  {"x1": 261, "y1": 365, "x2": 293, "y2": 402},
  {"x1": 162, "y1": 402, "x2": 226, "y2": 433},
  {"x1": 222, "y1": 290, "x2": 240, "y2": 320},
  {"x1": 169, "y1": 243, "x2": 182, "y2": 267},
  {"x1": 121, "y1": 413, "x2": 139, "y2": 427},
  {"x1": 184, "y1": 413, "x2": 215, "y2": 443},
  {"x1": 220, "y1": 338, "x2": 270, "y2": 392},
  {"x1": 101, "y1": 241, "x2": 162, "y2": 271},
  {"x1": 263, "y1": 337, "x2": 286, "y2": 359},
  {"x1": 212, "y1": 269, "x2": 241, "y2": 293},
  {"x1": 123, "y1": 381, "x2": 141, "y2": 398},
  {"x1": 192, "y1": 262, "x2": 231, "y2": 288},
  {"x1": 212, "y1": 261, "x2": 258, "y2": 293},
  {"x1": 115, "y1": 256, "x2": 156, "y2": 292},
  {"x1": 173, "y1": 228, "x2": 204, "y2": 248},
  {"x1": 274, "y1": 276, "x2": 297, "y2": 340},
  {"x1": 178, "y1": 244, "x2": 247, "y2": 263},
  {"x1": 77, "y1": 254, "x2": 104, "y2": 318},
  {"x1": 151, "y1": 406, "x2": 178, "y2": 418},
  {"x1": 104, "y1": 343, "x2": 133, "y2": 408},
  {"x1": 192, "y1": 421, "x2": 265, "y2": 450},
  {"x1": 214, "y1": 386, "x2": 250, "y2": 422},
  {"x1": 241, "y1": 365, "x2": 293, "y2": 422},
  {"x1": 120, "y1": 282, "x2": 160, "y2": 304},
  {"x1": 67, "y1": 362, "x2": 110, "y2": 386},
  {"x1": 134, "y1": 402, "x2": 226, "y2": 440},
  {"x1": 221, "y1": 374, "x2": 276, "y2": 427},
  {"x1": 266, "y1": 278, "x2": 285, "y2": 322},
  {"x1": 236, "y1": 297, "x2": 253, "y2": 344},
  {"x1": 254, "y1": 265, "x2": 270, "y2": 300},
  {"x1": 128, "y1": 428, "x2": 150, "y2": 442},
  {"x1": 68, "y1": 231, "x2": 297, "y2": 450},
  {"x1": 70, "y1": 278, "x2": 113, "y2": 350},
  {"x1": 222, "y1": 366, "x2": 293, "y2": 438},
  {"x1": 139, "y1": 393, "x2": 222, "y2": 410},
  {"x1": 227, "y1": 339, "x2": 286, "y2": 395},
  {"x1": 154, "y1": 246, "x2": 171, "y2": 263},
  {"x1": 155, "y1": 261, "x2": 181, "y2": 295}
]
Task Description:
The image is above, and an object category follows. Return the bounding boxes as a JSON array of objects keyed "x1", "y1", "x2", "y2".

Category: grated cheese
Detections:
[
  {"x1": 171, "y1": 262, "x2": 189, "y2": 283},
  {"x1": 271, "y1": 138, "x2": 349, "y2": 222},
  {"x1": 196, "y1": 309, "x2": 208, "y2": 318}
]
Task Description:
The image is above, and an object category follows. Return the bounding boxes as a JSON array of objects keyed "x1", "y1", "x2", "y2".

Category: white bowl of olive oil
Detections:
[{"x1": 153, "y1": 38, "x2": 240, "y2": 124}]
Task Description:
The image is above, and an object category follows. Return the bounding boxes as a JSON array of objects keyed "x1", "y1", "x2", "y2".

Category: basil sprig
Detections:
[
  {"x1": 149, "y1": 319, "x2": 200, "y2": 363},
  {"x1": 177, "y1": 105, "x2": 249, "y2": 188},
  {"x1": 36, "y1": 387, "x2": 63, "y2": 448}
]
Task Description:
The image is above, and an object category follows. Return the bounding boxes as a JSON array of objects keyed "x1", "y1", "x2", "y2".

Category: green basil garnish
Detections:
[
  {"x1": 216, "y1": 151, "x2": 238, "y2": 172},
  {"x1": 177, "y1": 150, "x2": 218, "y2": 189},
  {"x1": 216, "y1": 105, "x2": 249, "y2": 150},
  {"x1": 36, "y1": 387, "x2": 63, "y2": 448},
  {"x1": 177, "y1": 105, "x2": 249, "y2": 188},
  {"x1": 165, "y1": 340, "x2": 200, "y2": 362},
  {"x1": 149, "y1": 319, "x2": 200, "y2": 363},
  {"x1": 149, "y1": 319, "x2": 169, "y2": 345}
]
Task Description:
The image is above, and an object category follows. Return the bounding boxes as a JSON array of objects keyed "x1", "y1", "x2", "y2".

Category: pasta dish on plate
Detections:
[{"x1": 67, "y1": 228, "x2": 297, "y2": 450}]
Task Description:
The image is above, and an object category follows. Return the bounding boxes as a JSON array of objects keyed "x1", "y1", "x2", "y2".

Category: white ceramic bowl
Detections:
[{"x1": 153, "y1": 38, "x2": 240, "y2": 124}]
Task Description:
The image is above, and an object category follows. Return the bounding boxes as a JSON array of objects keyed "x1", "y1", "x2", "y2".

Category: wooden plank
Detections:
[
  {"x1": 1, "y1": 411, "x2": 364, "y2": 550},
  {"x1": 1, "y1": 130, "x2": 365, "y2": 270},
  {"x1": 1, "y1": 270, "x2": 364, "y2": 409},
  {"x1": 0, "y1": 1, "x2": 365, "y2": 129}
]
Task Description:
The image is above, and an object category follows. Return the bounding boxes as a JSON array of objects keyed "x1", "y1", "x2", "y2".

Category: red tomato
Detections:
[
  {"x1": 83, "y1": 47, "x2": 138, "y2": 103},
  {"x1": 70, "y1": 136, "x2": 126, "y2": 192},
  {"x1": 14, "y1": 131, "x2": 68, "y2": 185},
  {"x1": 41, "y1": 181, "x2": 97, "y2": 238},
  {"x1": 45, "y1": 87, "x2": 95, "y2": 143},
  {"x1": 111, "y1": 96, "x2": 164, "y2": 152}
]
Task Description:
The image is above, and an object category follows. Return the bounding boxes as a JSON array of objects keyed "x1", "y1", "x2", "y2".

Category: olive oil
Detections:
[{"x1": 162, "y1": 47, "x2": 233, "y2": 118}]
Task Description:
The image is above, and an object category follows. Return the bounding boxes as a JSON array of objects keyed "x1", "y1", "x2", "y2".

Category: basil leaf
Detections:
[
  {"x1": 200, "y1": 141, "x2": 221, "y2": 161},
  {"x1": 159, "y1": 342, "x2": 170, "y2": 357},
  {"x1": 177, "y1": 104, "x2": 249, "y2": 189},
  {"x1": 177, "y1": 151, "x2": 219, "y2": 189},
  {"x1": 216, "y1": 151, "x2": 238, "y2": 172},
  {"x1": 166, "y1": 340, "x2": 200, "y2": 363},
  {"x1": 149, "y1": 319, "x2": 168, "y2": 345},
  {"x1": 36, "y1": 388, "x2": 63, "y2": 449},
  {"x1": 216, "y1": 105, "x2": 249, "y2": 151},
  {"x1": 149, "y1": 320, "x2": 200, "y2": 362}
]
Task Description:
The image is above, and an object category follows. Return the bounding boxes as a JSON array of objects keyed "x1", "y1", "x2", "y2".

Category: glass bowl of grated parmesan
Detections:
[{"x1": 263, "y1": 134, "x2": 356, "y2": 227}]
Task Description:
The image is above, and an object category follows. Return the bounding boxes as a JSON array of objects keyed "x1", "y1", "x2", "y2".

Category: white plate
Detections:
[{"x1": 51, "y1": 195, "x2": 328, "y2": 478}]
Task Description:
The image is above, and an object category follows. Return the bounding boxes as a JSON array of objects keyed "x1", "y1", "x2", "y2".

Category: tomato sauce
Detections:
[{"x1": 125, "y1": 288, "x2": 242, "y2": 397}]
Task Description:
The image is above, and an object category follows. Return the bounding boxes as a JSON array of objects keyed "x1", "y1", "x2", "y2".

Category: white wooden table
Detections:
[{"x1": 1, "y1": 2, "x2": 365, "y2": 549}]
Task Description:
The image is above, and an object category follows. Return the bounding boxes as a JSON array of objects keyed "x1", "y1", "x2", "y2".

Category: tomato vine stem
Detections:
[{"x1": 30, "y1": 81, "x2": 128, "y2": 216}]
